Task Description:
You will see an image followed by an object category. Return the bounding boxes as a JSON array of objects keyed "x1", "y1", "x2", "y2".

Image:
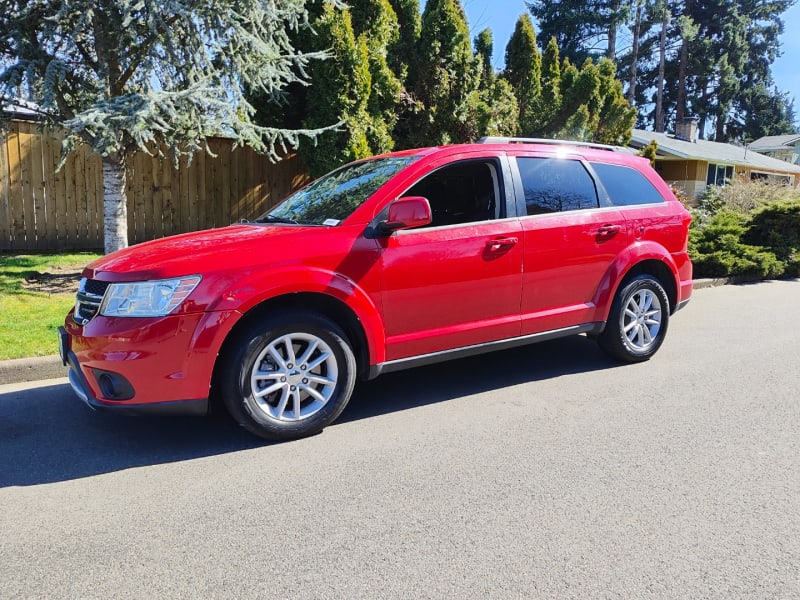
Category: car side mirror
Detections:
[{"x1": 379, "y1": 196, "x2": 432, "y2": 233}]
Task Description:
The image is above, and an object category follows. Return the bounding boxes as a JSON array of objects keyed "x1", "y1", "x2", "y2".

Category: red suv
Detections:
[{"x1": 60, "y1": 138, "x2": 693, "y2": 440}]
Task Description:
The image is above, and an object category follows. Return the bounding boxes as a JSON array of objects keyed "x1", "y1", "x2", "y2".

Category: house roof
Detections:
[
  {"x1": 630, "y1": 129, "x2": 800, "y2": 175},
  {"x1": 748, "y1": 134, "x2": 800, "y2": 151}
]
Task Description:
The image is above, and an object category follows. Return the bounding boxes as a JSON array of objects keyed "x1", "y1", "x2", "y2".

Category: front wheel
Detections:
[
  {"x1": 598, "y1": 275, "x2": 670, "y2": 362},
  {"x1": 220, "y1": 311, "x2": 357, "y2": 441}
]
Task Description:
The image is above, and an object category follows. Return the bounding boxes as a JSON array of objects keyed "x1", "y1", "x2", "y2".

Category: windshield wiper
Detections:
[{"x1": 253, "y1": 215, "x2": 300, "y2": 225}]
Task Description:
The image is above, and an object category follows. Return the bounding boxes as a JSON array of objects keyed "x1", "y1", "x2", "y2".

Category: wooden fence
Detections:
[{"x1": 0, "y1": 120, "x2": 310, "y2": 250}]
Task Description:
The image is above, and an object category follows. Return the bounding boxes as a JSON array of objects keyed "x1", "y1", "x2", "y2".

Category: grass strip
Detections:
[{"x1": 0, "y1": 253, "x2": 101, "y2": 360}]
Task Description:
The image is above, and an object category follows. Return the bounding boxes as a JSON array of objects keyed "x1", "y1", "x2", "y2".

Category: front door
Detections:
[{"x1": 378, "y1": 158, "x2": 523, "y2": 361}]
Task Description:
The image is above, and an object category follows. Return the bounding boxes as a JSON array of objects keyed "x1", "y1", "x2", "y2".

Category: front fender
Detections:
[
  {"x1": 207, "y1": 266, "x2": 387, "y2": 365},
  {"x1": 592, "y1": 241, "x2": 680, "y2": 322}
]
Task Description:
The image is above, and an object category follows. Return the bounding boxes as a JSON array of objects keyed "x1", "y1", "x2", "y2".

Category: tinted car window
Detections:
[
  {"x1": 517, "y1": 157, "x2": 598, "y2": 215},
  {"x1": 591, "y1": 162, "x2": 666, "y2": 206},
  {"x1": 405, "y1": 161, "x2": 500, "y2": 227}
]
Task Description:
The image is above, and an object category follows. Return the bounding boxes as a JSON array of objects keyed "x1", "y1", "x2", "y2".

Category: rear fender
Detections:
[{"x1": 592, "y1": 242, "x2": 680, "y2": 322}]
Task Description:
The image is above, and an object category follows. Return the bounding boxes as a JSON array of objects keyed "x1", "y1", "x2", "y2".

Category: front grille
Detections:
[
  {"x1": 73, "y1": 278, "x2": 110, "y2": 325},
  {"x1": 83, "y1": 278, "x2": 110, "y2": 296}
]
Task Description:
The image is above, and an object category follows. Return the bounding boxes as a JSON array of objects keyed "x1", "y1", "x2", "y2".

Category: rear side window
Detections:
[
  {"x1": 591, "y1": 162, "x2": 666, "y2": 206},
  {"x1": 516, "y1": 157, "x2": 598, "y2": 215}
]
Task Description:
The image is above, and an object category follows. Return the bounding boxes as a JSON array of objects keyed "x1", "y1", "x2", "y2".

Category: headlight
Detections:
[{"x1": 99, "y1": 276, "x2": 202, "y2": 318}]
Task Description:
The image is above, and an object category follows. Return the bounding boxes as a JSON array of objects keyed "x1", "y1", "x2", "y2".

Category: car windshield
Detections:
[{"x1": 254, "y1": 156, "x2": 418, "y2": 226}]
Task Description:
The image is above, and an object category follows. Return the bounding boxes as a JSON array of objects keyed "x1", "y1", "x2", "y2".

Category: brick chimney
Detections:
[{"x1": 675, "y1": 116, "x2": 699, "y2": 143}]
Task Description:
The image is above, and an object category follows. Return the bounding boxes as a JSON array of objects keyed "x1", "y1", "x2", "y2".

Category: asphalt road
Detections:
[{"x1": 1, "y1": 281, "x2": 799, "y2": 599}]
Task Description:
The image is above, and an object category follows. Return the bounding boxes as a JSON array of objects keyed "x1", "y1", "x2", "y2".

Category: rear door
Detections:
[
  {"x1": 589, "y1": 161, "x2": 687, "y2": 253},
  {"x1": 589, "y1": 160, "x2": 694, "y2": 305},
  {"x1": 511, "y1": 154, "x2": 629, "y2": 335}
]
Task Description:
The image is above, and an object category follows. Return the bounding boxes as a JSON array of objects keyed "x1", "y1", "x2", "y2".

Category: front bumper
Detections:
[
  {"x1": 59, "y1": 326, "x2": 208, "y2": 416},
  {"x1": 58, "y1": 308, "x2": 238, "y2": 415}
]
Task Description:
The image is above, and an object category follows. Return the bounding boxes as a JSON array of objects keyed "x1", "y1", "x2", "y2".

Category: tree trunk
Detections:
[
  {"x1": 627, "y1": 0, "x2": 643, "y2": 105},
  {"x1": 607, "y1": 0, "x2": 620, "y2": 60},
  {"x1": 698, "y1": 79, "x2": 709, "y2": 139},
  {"x1": 102, "y1": 157, "x2": 128, "y2": 254},
  {"x1": 676, "y1": 0, "x2": 692, "y2": 124},
  {"x1": 655, "y1": 3, "x2": 668, "y2": 132}
]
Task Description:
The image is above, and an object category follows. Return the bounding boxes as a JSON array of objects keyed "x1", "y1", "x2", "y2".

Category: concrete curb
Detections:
[
  {"x1": 692, "y1": 277, "x2": 734, "y2": 290},
  {"x1": 0, "y1": 277, "x2": 781, "y2": 386},
  {"x1": 692, "y1": 276, "x2": 766, "y2": 289},
  {"x1": 0, "y1": 354, "x2": 67, "y2": 386}
]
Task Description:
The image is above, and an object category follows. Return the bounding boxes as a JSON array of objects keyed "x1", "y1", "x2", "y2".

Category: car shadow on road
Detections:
[
  {"x1": 0, "y1": 335, "x2": 619, "y2": 487},
  {"x1": 341, "y1": 335, "x2": 619, "y2": 424}
]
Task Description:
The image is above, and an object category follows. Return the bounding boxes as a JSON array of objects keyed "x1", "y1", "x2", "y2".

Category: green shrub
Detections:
[
  {"x1": 689, "y1": 210, "x2": 784, "y2": 279},
  {"x1": 692, "y1": 248, "x2": 784, "y2": 279},
  {"x1": 695, "y1": 184, "x2": 727, "y2": 217},
  {"x1": 744, "y1": 200, "x2": 800, "y2": 277}
]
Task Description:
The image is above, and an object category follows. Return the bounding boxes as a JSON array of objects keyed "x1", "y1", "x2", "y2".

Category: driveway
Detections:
[{"x1": 1, "y1": 281, "x2": 799, "y2": 598}]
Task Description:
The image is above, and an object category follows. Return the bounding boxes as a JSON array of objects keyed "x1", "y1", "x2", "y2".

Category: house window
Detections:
[
  {"x1": 751, "y1": 171, "x2": 791, "y2": 185},
  {"x1": 706, "y1": 164, "x2": 734, "y2": 186}
]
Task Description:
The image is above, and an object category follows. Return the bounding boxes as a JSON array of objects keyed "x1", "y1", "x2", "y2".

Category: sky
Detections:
[{"x1": 458, "y1": 0, "x2": 800, "y2": 127}]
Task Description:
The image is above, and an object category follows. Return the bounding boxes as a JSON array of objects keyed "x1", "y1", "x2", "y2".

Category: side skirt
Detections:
[{"x1": 368, "y1": 322, "x2": 604, "y2": 380}]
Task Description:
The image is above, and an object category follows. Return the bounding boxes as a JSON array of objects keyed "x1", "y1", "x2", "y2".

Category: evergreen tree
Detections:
[
  {"x1": 526, "y1": 0, "x2": 602, "y2": 64},
  {"x1": 540, "y1": 37, "x2": 563, "y2": 128},
  {"x1": 475, "y1": 28, "x2": 495, "y2": 88},
  {"x1": 538, "y1": 0, "x2": 795, "y2": 141},
  {"x1": 474, "y1": 78, "x2": 520, "y2": 137},
  {"x1": 527, "y1": 0, "x2": 631, "y2": 63},
  {"x1": 0, "y1": 0, "x2": 331, "y2": 253},
  {"x1": 638, "y1": 139, "x2": 659, "y2": 166},
  {"x1": 593, "y1": 58, "x2": 638, "y2": 144},
  {"x1": 350, "y1": 0, "x2": 403, "y2": 155},
  {"x1": 300, "y1": 6, "x2": 372, "y2": 178},
  {"x1": 504, "y1": 15, "x2": 542, "y2": 135},
  {"x1": 252, "y1": 0, "x2": 402, "y2": 175},
  {"x1": 533, "y1": 56, "x2": 635, "y2": 143},
  {"x1": 626, "y1": 0, "x2": 645, "y2": 104},
  {"x1": 387, "y1": 0, "x2": 422, "y2": 83},
  {"x1": 733, "y1": 83, "x2": 797, "y2": 141},
  {"x1": 387, "y1": 0, "x2": 423, "y2": 149},
  {"x1": 401, "y1": 0, "x2": 479, "y2": 147},
  {"x1": 473, "y1": 29, "x2": 519, "y2": 138}
]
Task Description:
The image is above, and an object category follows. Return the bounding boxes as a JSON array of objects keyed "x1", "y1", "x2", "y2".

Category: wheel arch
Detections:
[
  {"x1": 618, "y1": 260, "x2": 678, "y2": 313},
  {"x1": 593, "y1": 244, "x2": 680, "y2": 322},
  {"x1": 210, "y1": 292, "x2": 374, "y2": 410}
]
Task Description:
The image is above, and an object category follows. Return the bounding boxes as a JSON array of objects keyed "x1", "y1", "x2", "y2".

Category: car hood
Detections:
[{"x1": 84, "y1": 224, "x2": 325, "y2": 282}]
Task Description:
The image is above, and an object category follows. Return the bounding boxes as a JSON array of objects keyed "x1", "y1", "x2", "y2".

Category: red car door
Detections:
[
  {"x1": 378, "y1": 156, "x2": 523, "y2": 361},
  {"x1": 511, "y1": 154, "x2": 629, "y2": 335}
]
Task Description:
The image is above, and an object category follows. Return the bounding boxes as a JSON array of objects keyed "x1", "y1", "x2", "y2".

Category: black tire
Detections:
[
  {"x1": 220, "y1": 311, "x2": 357, "y2": 441},
  {"x1": 598, "y1": 274, "x2": 670, "y2": 363}
]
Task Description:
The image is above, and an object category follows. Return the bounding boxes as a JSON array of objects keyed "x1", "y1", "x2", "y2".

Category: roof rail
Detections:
[{"x1": 476, "y1": 136, "x2": 627, "y2": 152}]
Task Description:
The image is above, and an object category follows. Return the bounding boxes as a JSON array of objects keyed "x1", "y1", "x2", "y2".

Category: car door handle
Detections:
[
  {"x1": 486, "y1": 237, "x2": 518, "y2": 252},
  {"x1": 597, "y1": 224, "x2": 622, "y2": 238}
]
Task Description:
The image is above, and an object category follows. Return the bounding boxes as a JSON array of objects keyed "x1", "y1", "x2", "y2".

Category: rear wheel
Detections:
[
  {"x1": 598, "y1": 275, "x2": 670, "y2": 362},
  {"x1": 220, "y1": 311, "x2": 357, "y2": 441}
]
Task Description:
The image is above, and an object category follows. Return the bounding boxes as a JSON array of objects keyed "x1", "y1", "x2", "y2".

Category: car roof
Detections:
[{"x1": 372, "y1": 139, "x2": 648, "y2": 169}]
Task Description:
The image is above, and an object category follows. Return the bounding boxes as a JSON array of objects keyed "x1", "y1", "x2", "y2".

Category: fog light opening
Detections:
[
  {"x1": 97, "y1": 373, "x2": 116, "y2": 399},
  {"x1": 92, "y1": 369, "x2": 136, "y2": 401}
]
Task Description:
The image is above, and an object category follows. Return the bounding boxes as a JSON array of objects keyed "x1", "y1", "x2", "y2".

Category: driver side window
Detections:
[{"x1": 405, "y1": 161, "x2": 501, "y2": 228}]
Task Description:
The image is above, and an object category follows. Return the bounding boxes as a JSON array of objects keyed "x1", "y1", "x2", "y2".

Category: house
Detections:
[
  {"x1": 628, "y1": 118, "x2": 800, "y2": 200},
  {"x1": 748, "y1": 134, "x2": 800, "y2": 165}
]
